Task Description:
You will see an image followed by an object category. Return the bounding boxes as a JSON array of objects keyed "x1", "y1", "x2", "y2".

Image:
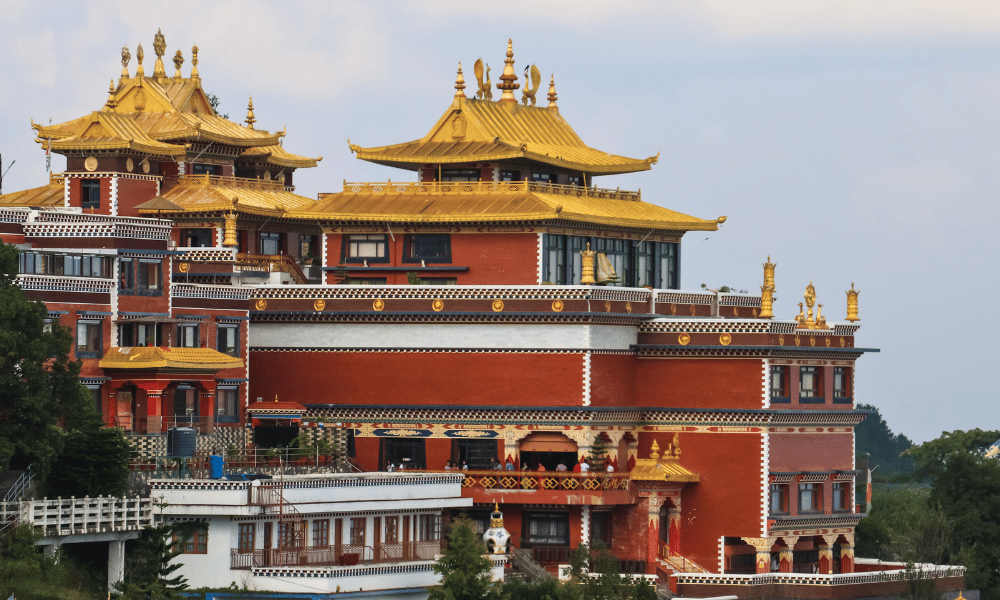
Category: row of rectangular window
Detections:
[
  {"x1": 343, "y1": 234, "x2": 452, "y2": 264},
  {"x1": 19, "y1": 252, "x2": 111, "y2": 278},
  {"x1": 543, "y1": 235, "x2": 679, "y2": 288},
  {"x1": 119, "y1": 258, "x2": 162, "y2": 296},
  {"x1": 76, "y1": 320, "x2": 240, "y2": 358},
  {"x1": 89, "y1": 385, "x2": 240, "y2": 421},
  {"x1": 436, "y1": 169, "x2": 581, "y2": 184},
  {"x1": 770, "y1": 366, "x2": 852, "y2": 404},
  {"x1": 769, "y1": 482, "x2": 851, "y2": 515},
  {"x1": 235, "y1": 514, "x2": 441, "y2": 552}
]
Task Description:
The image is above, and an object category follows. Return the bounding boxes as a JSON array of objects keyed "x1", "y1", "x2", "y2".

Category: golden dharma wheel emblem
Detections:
[
  {"x1": 255, "y1": 299, "x2": 267, "y2": 311},
  {"x1": 720, "y1": 333, "x2": 732, "y2": 346},
  {"x1": 794, "y1": 335, "x2": 801, "y2": 347},
  {"x1": 432, "y1": 299, "x2": 445, "y2": 312},
  {"x1": 825, "y1": 337, "x2": 831, "y2": 347},
  {"x1": 126, "y1": 157, "x2": 134, "y2": 172},
  {"x1": 84, "y1": 156, "x2": 98, "y2": 172},
  {"x1": 313, "y1": 299, "x2": 326, "y2": 312},
  {"x1": 778, "y1": 334, "x2": 785, "y2": 345},
  {"x1": 142, "y1": 160, "x2": 150, "y2": 174},
  {"x1": 625, "y1": 301, "x2": 632, "y2": 313},
  {"x1": 840, "y1": 337, "x2": 845, "y2": 347},
  {"x1": 492, "y1": 299, "x2": 504, "y2": 312},
  {"x1": 670, "y1": 303, "x2": 677, "y2": 315},
  {"x1": 678, "y1": 333, "x2": 691, "y2": 346},
  {"x1": 551, "y1": 300, "x2": 564, "y2": 312},
  {"x1": 604, "y1": 300, "x2": 612, "y2": 312},
  {"x1": 178, "y1": 262, "x2": 190, "y2": 273},
  {"x1": 373, "y1": 298, "x2": 385, "y2": 312}
]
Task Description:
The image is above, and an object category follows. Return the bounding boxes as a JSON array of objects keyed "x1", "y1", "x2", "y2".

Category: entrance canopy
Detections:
[{"x1": 518, "y1": 432, "x2": 577, "y2": 453}]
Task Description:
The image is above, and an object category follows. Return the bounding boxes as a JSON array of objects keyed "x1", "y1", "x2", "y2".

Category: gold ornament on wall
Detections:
[
  {"x1": 551, "y1": 300, "x2": 564, "y2": 312},
  {"x1": 84, "y1": 156, "x2": 98, "y2": 172},
  {"x1": 126, "y1": 157, "x2": 134, "y2": 172},
  {"x1": 492, "y1": 299, "x2": 504, "y2": 312},
  {"x1": 178, "y1": 262, "x2": 189, "y2": 273},
  {"x1": 720, "y1": 333, "x2": 732, "y2": 346},
  {"x1": 678, "y1": 333, "x2": 691, "y2": 346},
  {"x1": 432, "y1": 299, "x2": 444, "y2": 312},
  {"x1": 255, "y1": 299, "x2": 267, "y2": 310},
  {"x1": 313, "y1": 299, "x2": 326, "y2": 312},
  {"x1": 373, "y1": 299, "x2": 385, "y2": 312}
]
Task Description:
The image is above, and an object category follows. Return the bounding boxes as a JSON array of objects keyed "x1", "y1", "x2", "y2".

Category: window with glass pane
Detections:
[
  {"x1": 384, "y1": 516, "x2": 399, "y2": 544},
  {"x1": 137, "y1": 260, "x2": 161, "y2": 295},
  {"x1": 635, "y1": 241, "x2": 653, "y2": 287},
  {"x1": 88, "y1": 386, "x2": 102, "y2": 415},
  {"x1": 568, "y1": 236, "x2": 588, "y2": 285},
  {"x1": 260, "y1": 232, "x2": 281, "y2": 255},
  {"x1": 182, "y1": 525, "x2": 208, "y2": 553},
  {"x1": 178, "y1": 324, "x2": 199, "y2": 348},
  {"x1": 191, "y1": 163, "x2": 219, "y2": 175},
  {"x1": 770, "y1": 484, "x2": 788, "y2": 514},
  {"x1": 346, "y1": 234, "x2": 387, "y2": 261},
  {"x1": 76, "y1": 321, "x2": 101, "y2": 358},
  {"x1": 798, "y1": 483, "x2": 821, "y2": 512},
  {"x1": 500, "y1": 170, "x2": 520, "y2": 181},
  {"x1": 216, "y1": 387, "x2": 238, "y2": 422},
  {"x1": 566, "y1": 175, "x2": 583, "y2": 186},
  {"x1": 312, "y1": 519, "x2": 330, "y2": 547},
  {"x1": 799, "y1": 367, "x2": 823, "y2": 401},
  {"x1": 81, "y1": 179, "x2": 100, "y2": 209},
  {"x1": 119, "y1": 259, "x2": 133, "y2": 293},
  {"x1": 656, "y1": 243, "x2": 679, "y2": 289},
  {"x1": 350, "y1": 518, "x2": 366, "y2": 546},
  {"x1": 833, "y1": 367, "x2": 851, "y2": 402},
  {"x1": 217, "y1": 325, "x2": 239, "y2": 356},
  {"x1": 833, "y1": 482, "x2": 850, "y2": 512},
  {"x1": 238, "y1": 523, "x2": 255, "y2": 552},
  {"x1": 770, "y1": 366, "x2": 790, "y2": 403},
  {"x1": 405, "y1": 234, "x2": 451, "y2": 263},
  {"x1": 415, "y1": 514, "x2": 440, "y2": 541},
  {"x1": 524, "y1": 512, "x2": 570, "y2": 545},
  {"x1": 594, "y1": 238, "x2": 628, "y2": 286},
  {"x1": 530, "y1": 173, "x2": 557, "y2": 184},
  {"x1": 440, "y1": 169, "x2": 480, "y2": 182},
  {"x1": 544, "y1": 234, "x2": 567, "y2": 284}
]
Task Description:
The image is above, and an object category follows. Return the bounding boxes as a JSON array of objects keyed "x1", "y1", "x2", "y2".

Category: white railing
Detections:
[
  {"x1": 16, "y1": 274, "x2": 114, "y2": 293},
  {"x1": 171, "y1": 283, "x2": 254, "y2": 300},
  {"x1": 8, "y1": 496, "x2": 152, "y2": 537},
  {"x1": 24, "y1": 222, "x2": 171, "y2": 240},
  {"x1": 674, "y1": 563, "x2": 965, "y2": 586}
]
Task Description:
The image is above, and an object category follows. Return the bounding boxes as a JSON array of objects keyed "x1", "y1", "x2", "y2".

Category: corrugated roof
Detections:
[
  {"x1": 0, "y1": 183, "x2": 65, "y2": 208},
  {"x1": 352, "y1": 97, "x2": 657, "y2": 175},
  {"x1": 99, "y1": 346, "x2": 243, "y2": 370},
  {"x1": 241, "y1": 144, "x2": 322, "y2": 168},
  {"x1": 47, "y1": 112, "x2": 187, "y2": 156},
  {"x1": 152, "y1": 183, "x2": 316, "y2": 217}
]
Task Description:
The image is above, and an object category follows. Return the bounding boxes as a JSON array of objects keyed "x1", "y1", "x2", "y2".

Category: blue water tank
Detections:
[
  {"x1": 166, "y1": 427, "x2": 197, "y2": 457},
  {"x1": 209, "y1": 455, "x2": 225, "y2": 479}
]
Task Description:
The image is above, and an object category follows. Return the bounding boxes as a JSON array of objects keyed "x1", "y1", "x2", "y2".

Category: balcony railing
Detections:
[
  {"x1": 230, "y1": 540, "x2": 443, "y2": 569},
  {"x1": 16, "y1": 274, "x2": 114, "y2": 294},
  {"x1": 658, "y1": 542, "x2": 710, "y2": 573},
  {"x1": 454, "y1": 469, "x2": 629, "y2": 492},
  {"x1": 674, "y1": 563, "x2": 965, "y2": 587},
  {"x1": 0, "y1": 496, "x2": 152, "y2": 538},
  {"x1": 342, "y1": 180, "x2": 641, "y2": 202},
  {"x1": 162, "y1": 174, "x2": 285, "y2": 193},
  {"x1": 115, "y1": 415, "x2": 218, "y2": 435},
  {"x1": 236, "y1": 253, "x2": 309, "y2": 284}
]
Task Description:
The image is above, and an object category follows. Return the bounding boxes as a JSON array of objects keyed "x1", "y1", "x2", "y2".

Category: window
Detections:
[
  {"x1": 216, "y1": 387, "x2": 238, "y2": 423},
  {"x1": 799, "y1": 367, "x2": 823, "y2": 403},
  {"x1": 634, "y1": 241, "x2": 654, "y2": 288},
  {"x1": 260, "y1": 232, "x2": 281, "y2": 255},
  {"x1": 119, "y1": 322, "x2": 160, "y2": 347},
  {"x1": 419, "y1": 277, "x2": 458, "y2": 285},
  {"x1": 278, "y1": 522, "x2": 303, "y2": 549},
  {"x1": 384, "y1": 516, "x2": 399, "y2": 544},
  {"x1": 590, "y1": 511, "x2": 612, "y2": 547},
  {"x1": 81, "y1": 179, "x2": 100, "y2": 209},
  {"x1": 76, "y1": 321, "x2": 102, "y2": 358},
  {"x1": 404, "y1": 234, "x2": 451, "y2": 263},
  {"x1": 566, "y1": 175, "x2": 583, "y2": 186},
  {"x1": 655, "y1": 242, "x2": 679, "y2": 289},
  {"x1": 544, "y1": 234, "x2": 567, "y2": 284},
  {"x1": 345, "y1": 234, "x2": 387, "y2": 262},
  {"x1": 344, "y1": 277, "x2": 388, "y2": 285},
  {"x1": 238, "y1": 523, "x2": 255, "y2": 552},
  {"x1": 182, "y1": 228, "x2": 213, "y2": 247},
  {"x1": 798, "y1": 483, "x2": 821, "y2": 513},
  {"x1": 177, "y1": 324, "x2": 199, "y2": 348},
  {"x1": 415, "y1": 514, "x2": 440, "y2": 541},
  {"x1": 180, "y1": 525, "x2": 208, "y2": 554},
  {"x1": 137, "y1": 260, "x2": 161, "y2": 296},
  {"x1": 530, "y1": 172, "x2": 557, "y2": 184},
  {"x1": 523, "y1": 512, "x2": 570, "y2": 546},
  {"x1": 312, "y1": 519, "x2": 330, "y2": 547},
  {"x1": 217, "y1": 325, "x2": 239, "y2": 356},
  {"x1": 594, "y1": 238, "x2": 628, "y2": 286},
  {"x1": 190, "y1": 163, "x2": 219, "y2": 175},
  {"x1": 770, "y1": 366, "x2": 790, "y2": 403},
  {"x1": 440, "y1": 169, "x2": 480, "y2": 182},
  {"x1": 119, "y1": 259, "x2": 134, "y2": 293},
  {"x1": 349, "y1": 517, "x2": 366, "y2": 546},
  {"x1": 770, "y1": 484, "x2": 788, "y2": 514},
  {"x1": 500, "y1": 170, "x2": 520, "y2": 182},
  {"x1": 88, "y1": 386, "x2": 102, "y2": 415},
  {"x1": 833, "y1": 367, "x2": 852, "y2": 403},
  {"x1": 833, "y1": 482, "x2": 850, "y2": 512}
]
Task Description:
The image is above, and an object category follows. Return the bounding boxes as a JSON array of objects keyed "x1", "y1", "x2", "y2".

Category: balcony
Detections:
[
  {"x1": 230, "y1": 540, "x2": 444, "y2": 569},
  {"x1": 450, "y1": 469, "x2": 633, "y2": 505},
  {"x1": 341, "y1": 180, "x2": 641, "y2": 202},
  {"x1": 0, "y1": 496, "x2": 152, "y2": 538},
  {"x1": 162, "y1": 174, "x2": 285, "y2": 194}
]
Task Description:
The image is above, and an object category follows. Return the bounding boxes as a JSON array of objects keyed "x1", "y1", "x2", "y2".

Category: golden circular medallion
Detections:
[
  {"x1": 778, "y1": 335, "x2": 785, "y2": 345},
  {"x1": 373, "y1": 299, "x2": 385, "y2": 312},
  {"x1": 551, "y1": 300, "x2": 564, "y2": 313},
  {"x1": 825, "y1": 337, "x2": 831, "y2": 347},
  {"x1": 720, "y1": 333, "x2": 732, "y2": 346},
  {"x1": 126, "y1": 157, "x2": 134, "y2": 172},
  {"x1": 178, "y1": 262, "x2": 189, "y2": 273},
  {"x1": 492, "y1": 299, "x2": 504, "y2": 312},
  {"x1": 604, "y1": 300, "x2": 612, "y2": 312},
  {"x1": 432, "y1": 299, "x2": 444, "y2": 312},
  {"x1": 142, "y1": 160, "x2": 150, "y2": 174},
  {"x1": 313, "y1": 299, "x2": 326, "y2": 312},
  {"x1": 794, "y1": 335, "x2": 801, "y2": 347},
  {"x1": 678, "y1": 333, "x2": 691, "y2": 346},
  {"x1": 84, "y1": 156, "x2": 98, "y2": 172},
  {"x1": 255, "y1": 299, "x2": 267, "y2": 311},
  {"x1": 840, "y1": 337, "x2": 845, "y2": 347},
  {"x1": 625, "y1": 301, "x2": 632, "y2": 313}
]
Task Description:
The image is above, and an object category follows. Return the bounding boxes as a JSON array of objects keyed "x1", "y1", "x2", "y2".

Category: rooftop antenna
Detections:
[{"x1": 0, "y1": 155, "x2": 15, "y2": 196}]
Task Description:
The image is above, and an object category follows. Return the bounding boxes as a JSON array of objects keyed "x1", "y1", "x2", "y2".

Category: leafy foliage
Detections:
[
  {"x1": 904, "y1": 428, "x2": 1000, "y2": 482},
  {"x1": 205, "y1": 93, "x2": 229, "y2": 120},
  {"x1": 118, "y1": 523, "x2": 202, "y2": 600},
  {"x1": 428, "y1": 517, "x2": 499, "y2": 600},
  {"x1": 559, "y1": 543, "x2": 656, "y2": 600},
  {"x1": 0, "y1": 524, "x2": 98, "y2": 600},
  {"x1": 855, "y1": 403, "x2": 917, "y2": 480},
  {"x1": 45, "y1": 410, "x2": 131, "y2": 497}
]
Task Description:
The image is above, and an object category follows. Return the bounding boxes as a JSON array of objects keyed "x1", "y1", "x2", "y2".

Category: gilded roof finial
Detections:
[
  {"x1": 496, "y1": 39, "x2": 520, "y2": 103},
  {"x1": 454, "y1": 62, "x2": 466, "y2": 98},
  {"x1": 191, "y1": 44, "x2": 200, "y2": 79},
  {"x1": 172, "y1": 49, "x2": 184, "y2": 78},
  {"x1": 152, "y1": 29, "x2": 167, "y2": 78},
  {"x1": 135, "y1": 43, "x2": 145, "y2": 77},
  {"x1": 650, "y1": 439, "x2": 660, "y2": 460},
  {"x1": 245, "y1": 96, "x2": 256, "y2": 129},
  {"x1": 846, "y1": 282, "x2": 860, "y2": 322},
  {"x1": 546, "y1": 74, "x2": 558, "y2": 109},
  {"x1": 120, "y1": 45, "x2": 131, "y2": 78},
  {"x1": 104, "y1": 80, "x2": 118, "y2": 110}
]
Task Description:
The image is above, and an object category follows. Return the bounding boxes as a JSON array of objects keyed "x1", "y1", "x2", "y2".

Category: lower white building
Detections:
[{"x1": 151, "y1": 472, "x2": 492, "y2": 597}]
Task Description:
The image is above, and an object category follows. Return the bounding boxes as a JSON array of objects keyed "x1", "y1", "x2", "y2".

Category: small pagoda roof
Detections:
[
  {"x1": 350, "y1": 97, "x2": 658, "y2": 176},
  {"x1": 99, "y1": 346, "x2": 243, "y2": 370},
  {"x1": 240, "y1": 144, "x2": 322, "y2": 168},
  {"x1": 630, "y1": 437, "x2": 700, "y2": 483},
  {"x1": 41, "y1": 111, "x2": 188, "y2": 157},
  {"x1": 148, "y1": 179, "x2": 315, "y2": 218},
  {"x1": 0, "y1": 182, "x2": 65, "y2": 208}
]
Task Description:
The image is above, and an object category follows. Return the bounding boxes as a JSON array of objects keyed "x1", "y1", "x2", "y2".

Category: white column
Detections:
[
  {"x1": 108, "y1": 539, "x2": 126, "y2": 590},
  {"x1": 581, "y1": 506, "x2": 590, "y2": 547}
]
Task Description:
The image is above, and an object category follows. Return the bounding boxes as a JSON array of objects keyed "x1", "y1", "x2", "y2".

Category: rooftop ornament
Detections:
[
  {"x1": 496, "y1": 39, "x2": 520, "y2": 103},
  {"x1": 191, "y1": 44, "x2": 200, "y2": 80},
  {"x1": 846, "y1": 282, "x2": 860, "y2": 322},
  {"x1": 173, "y1": 49, "x2": 184, "y2": 78},
  {"x1": 547, "y1": 74, "x2": 558, "y2": 110},
  {"x1": 152, "y1": 28, "x2": 167, "y2": 78},
  {"x1": 521, "y1": 64, "x2": 541, "y2": 106},
  {"x1": 795, "y1": 281, "x2": 830, "y2": 330},
  {"x1": 473, "y1": 58, "x2": 492, "y2": 100},
  {"x1": 759, "y1": 256, "x2": 776, "y2": 319},
  {"x1": 104, "y1": 80, "x2": 117, "y2": 111},
  {"x1": 454, "y1": 62, "x2": 466, "y2": 98},
  {"x1": 120, "y1": 45, "x2": 131, "y2": 79},
  {"x1": 135, "y1": 43, "x2": 145, "y2": 78},
  {"x1": 245, "y1": 96, "x2": 256, "y2": 129}
]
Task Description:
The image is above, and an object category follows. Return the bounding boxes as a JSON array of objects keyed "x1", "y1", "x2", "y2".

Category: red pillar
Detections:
[{"x1": 646, "y1": 497, "x2": 664, "y2": 574}]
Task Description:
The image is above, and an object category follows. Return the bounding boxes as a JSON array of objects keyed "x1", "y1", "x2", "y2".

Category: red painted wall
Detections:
[
  {"x1": 590, "y1": 354, "x2": 637, "y2": 407},
  {"x1": 249, "y1": 351, "x2": 584, "y2": 408},
  {"x1": 117, "y1": 179, "x2": 160, "y2": 217},
  {"x1": 769, "y1": 433, "x2": 854, "y2": 473},
  {"x1": 636, "y1": 359, "x2": 764, "y2": 409}
]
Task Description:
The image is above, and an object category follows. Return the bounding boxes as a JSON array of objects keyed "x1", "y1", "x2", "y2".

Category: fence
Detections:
[
  {"x1": 0, "y1": 496, "x2": 152, "y2": 538},
  {"x1": 230, "y1": 540, "x2": 443, "y2": 569},
  {"x1": 455, "y1": 469, "x2": 630, "y2": 493}
]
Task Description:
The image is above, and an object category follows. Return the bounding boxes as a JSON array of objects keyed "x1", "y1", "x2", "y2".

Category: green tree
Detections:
[
  {"x1": 0, "y1": 242, "x2": 93, "y2": 479},
  {"x1": 118, "y1": 522, "x2": 201, "y2": 600},
  {"x1": 855, "y1": 403, "x2": 917, "y2": 480},
  {"x1": 44, "y1": 410, "x2": 131, "y2": 497},
  {"x1": 205, "y1": 93, "x2": 229, "y2": 120},
  {"x1": 562, "y1": 543, "x2": 656, "y2": 600},
  {"x1": 428, "y1": 517, "x2": 499, "y2": 600},
  {"x1": 904, "y1": 428, "x2": 1000, "y2": 482}
]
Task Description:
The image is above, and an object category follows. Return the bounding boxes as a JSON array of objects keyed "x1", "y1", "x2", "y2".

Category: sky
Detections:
[{"x1": 1, "y1": 1, "x2": 998, "y2": 444}]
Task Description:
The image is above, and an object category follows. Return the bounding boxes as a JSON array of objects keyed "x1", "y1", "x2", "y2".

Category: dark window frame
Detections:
[
  {"x1": 522, "y1": 511, "x2": 570, "y2": 547},
  {"x1": 259, "y1": 232, "x2": 282, "y2": 256},
  {"x1": 76, "y1": 320, "x2": 102, "y2": 359},
  {"x1": 119, "y1": 258, "x2": 134, "y2": 294},
  {"x1": 177, "y1": 323, "x2": 200, "y2": 348},
  {"x1": 500, "y1": 169, "x2": 520, "y2": 182},
  {"x1": 312, "y1": 519, "x2": 330, "y2": 547},
  {"x1": 342, "y1": 234, "x2": 389, "y2": 264},
  {"x1": 403, "y1": 234, "x2": 451, "y2": 264},
  {"x1": 217, "y1": 324, "x2": 239, "y2": 357},
  {"x1": 81, "y1": 179, "x2": 101, "y2": 210},
  {"x1": 833, "y1": 367, "x2": 852, "y2": 403},
  {"x1": 799, "y1": 367, "x2": 825, "y2": 403},
  {"x1": 832, "y1": 482, "x2": 850, "y2": 512},
  {"x1": 136, "y1": 259, "x2": 162, "y2": 297},
  {"x1": 178, "y1": 525, "x2": 208, "y2": 554},
  {"x1": 798, "y1": 483, "x2": 822, "y2": 513},
  {"x1": 237, "y1": 523, "x2": 255, "y2": 553},
  {"x1": 770, "y1": 366, "x2": 791, "y2": 404},
  {"x1": 440, "y1": 169, "x2": 480, "y2": 182},
  {"x1": 770, "y1": 483, "x2": 789, "y2": 514},
  {"x1": 216, "y1": 386, "x2": 238, "y2": 424}
]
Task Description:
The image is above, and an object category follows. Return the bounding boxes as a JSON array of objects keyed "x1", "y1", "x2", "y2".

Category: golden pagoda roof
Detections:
[
  {"x1": 99, "y1": 346, "x2": 243, "y2": 370},
  {"x1": 0, "y1": 182, "x2": 65, "y2": 208},
  {"x1": 631, "y1": 437, "x2": 700, "y2": 483},
  {"x1": 350, "y1": 97, "x2": 658, "y2": 176},
  {"x1": 241, "y1": 144, "x2": 323, "y2": 168},
  {"x1": 147, "y1": 177, "x2": 316, "y2": 218},
  {"x1": 42, "y1": 111, "x2": 187, "y2": 156}
]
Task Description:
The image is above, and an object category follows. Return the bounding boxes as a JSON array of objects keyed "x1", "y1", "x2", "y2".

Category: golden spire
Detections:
[
  {"x1": 846, "y1": 282, "x2": 860, "y2": 322},
  {"x1": 135, "y1": 43, "x2": 145, "y2": 77},
  {"x1": 245, "y1": 96, "x2": 256, "y2": 129},
  {"x1": 172, "y1": 49, "x2": 184, "y2": 78},
  {"x1": 759, "y1": 284, "x2": 774, "y2": 319},
  {"x1": 190, "y1": 44, "x2": 200, "y2": 79},
  {"x1": 104, "y1": 80, "x2": 118, "y2": 110},
  {"x1": 223, "y1": 200, "x2": 239, "y2": 247},
  {"x1": 454, "y1": 62, "x2": 466, "y2": 98},
  {"x1": 580, "y1": 242, "x2": 596, "y2": 285},
  {"x1": 763, "y1": 256, "x2": 776, "y2": 291},
  {"x1": 152, "y1": 29, "x2": 167, "y2": 78},
  {"x1": 546, "y1": 74, "x2": 558, "y2": 109},
  {"x1": 121, "y1": 45, "x2": 131, "y2": 79},
  {"x1": 496, "y1": 39, "x2": 520, "y2": 103}
]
